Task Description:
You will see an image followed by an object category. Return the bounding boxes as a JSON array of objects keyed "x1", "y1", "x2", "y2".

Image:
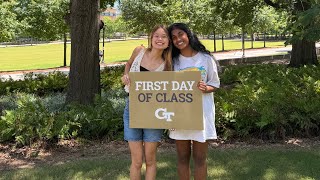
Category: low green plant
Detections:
[
  {"x1": 0, "y1": 93, "x2": 57, "y2": 145},
  {"x1": 100, "y1": 65, "x2": 125, "y2": 91},
  {"x1": 216, "y1": 64, "x2": 320, "y2": 139},
  {"x1": 63, "y1": 90, "x2": 125, "y2": 140},
  {"x1": 0, "y1": 65, "x2": 124, "y2": 96},
  {"x1": 1, "y1": 63, "x2": 320, "y2": 144},
  {"x1": 0, "y1": 71, "x2": 68, "y2": 96},
  {"x1": 0, "y1": 89, "x2": 126, "y2": 145}
]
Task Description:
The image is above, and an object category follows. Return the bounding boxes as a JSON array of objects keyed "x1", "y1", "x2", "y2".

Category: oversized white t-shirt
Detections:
[{"x1": 169, "y1": 52, "x2": 220, "y2": 142}]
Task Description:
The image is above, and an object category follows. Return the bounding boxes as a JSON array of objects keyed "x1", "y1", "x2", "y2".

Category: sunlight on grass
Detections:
[
  {"x1": 285, "y1": 173, "x2": 316, "y2": 180},
  {"x1": 263, "y1": 168, "x2": 276, "y2": 180},
  {"x1": 201, "y1": 39, "x2": 285, "y2": 52},
  {"x1": 0, "y1": 39, "x2": 285, "y2": 71},
  {"x1": 71, "y1": 172, "x2": 85, "y2": 180},
  {"x1": 208, "y1": 165, "x2": 228, "y2": 176},
  {"x1": 116, "y1": 175, "x2": 130, "y2": 180},
  {"x1": 157, "y1": 161, "x2": 170, "y2": 168},
  {"x1": 1, "y1": 147, "x2": 319, "y2": 180}
]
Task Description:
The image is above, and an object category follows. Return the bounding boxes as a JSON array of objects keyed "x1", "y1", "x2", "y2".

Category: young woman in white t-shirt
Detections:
[{"x1": 168, "y1": 23, "x2": 220, "y2": 180}]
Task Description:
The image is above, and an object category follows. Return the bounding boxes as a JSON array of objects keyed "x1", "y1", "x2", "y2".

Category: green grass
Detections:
[
  {"x1": 202, "y1": 39, "x2": 285, "y2": 52},
  {"x1": 0, "y1": 39, "x2": 285, "y2": 71},
  {"x1": 1, "y1": 146, "x2": 319, "y2": 180}
]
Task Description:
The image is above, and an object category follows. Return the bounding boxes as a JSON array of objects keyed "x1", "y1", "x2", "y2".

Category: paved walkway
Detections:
[
  {"x1": 1, "y1": 43, "x2": 319, "y2": 81},
  {"x1": 212, "y1": 46, "x2": 291, "y2": 60}
]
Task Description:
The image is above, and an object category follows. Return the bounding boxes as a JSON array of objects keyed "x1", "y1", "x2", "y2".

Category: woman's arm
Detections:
[
  {"x1": 197, "y1": 81, "x2": 217, "y2": 93},
  {"x1": 121, "y1": 46, "x2": 145, "y2": 85}
]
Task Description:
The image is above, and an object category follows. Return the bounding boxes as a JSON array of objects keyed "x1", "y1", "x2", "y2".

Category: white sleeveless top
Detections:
[{"x1": 124, "y1": 49, "x2": 165, "y2": 93}]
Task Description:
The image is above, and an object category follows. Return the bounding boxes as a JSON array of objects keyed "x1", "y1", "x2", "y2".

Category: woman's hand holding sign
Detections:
[
  {"x1": 197, "y1": 80, "x2": 207, "y2": 93},
  {"x1": 122, "y1": 74, "x2": 130, "y2": 86},
  {"x1": 197, "y1": 80, "x2": 217, "y2": 93}
]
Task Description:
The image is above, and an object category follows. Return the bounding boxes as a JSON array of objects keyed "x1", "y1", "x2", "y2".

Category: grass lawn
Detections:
[
  {"x1": 1, "y1": 144, "x2": 319, "y2": 180},
  {"x1": 0, "y1": 39, "x2": 285, "y2": 71}
]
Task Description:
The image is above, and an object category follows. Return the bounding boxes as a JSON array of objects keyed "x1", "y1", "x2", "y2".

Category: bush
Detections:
[
  {"x1": 0, "y1": 90, "x2": 126, "y2": 145},
  {"x1": 0, "y1": 65, "x2": 127, "y2": 145},
  {"x1": 100, "y1": 65, "x2": 125, "y2": 91},
  {"x1": 0, "y1": 93, "x2": 59, "y2": 145},
  {"x1": 216, "y1": 64, "x2": 320, "y2": 140},
  {"x1": 0, "y1": 65, "x2": 125, "y2": 96},
  {"x1": 1, "y1": 63, "x2": 320, "y2": 144},
  {"x1": 0, "y1": 71, "x2": 68, "y2": 96}
]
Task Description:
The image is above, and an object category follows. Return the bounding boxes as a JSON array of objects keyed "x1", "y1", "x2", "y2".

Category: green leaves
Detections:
[
  {"x1": 216, "y1": 64, "x2": 320, "y2": 139},
  {"x1": 0, "y1": 71, "x2": 68, "y2": 96},
  {"x1": 290, "y1": 4, "x2": 320, "y2": 42},
  {"x1": 0, "y1": 0, "x2": 21, "y2": 42},
  {"x1": 119, "y1": 0, "x2": 170, "y2": 33}
]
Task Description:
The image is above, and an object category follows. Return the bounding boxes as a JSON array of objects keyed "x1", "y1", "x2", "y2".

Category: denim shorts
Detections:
[{"x1": 123, "y1": 98, "x2": 163, "y2": 142}]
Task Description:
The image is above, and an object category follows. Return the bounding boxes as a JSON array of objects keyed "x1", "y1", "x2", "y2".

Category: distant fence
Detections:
[{"x1": 219, "y1": 47, "x2": 320, "y2": 66}]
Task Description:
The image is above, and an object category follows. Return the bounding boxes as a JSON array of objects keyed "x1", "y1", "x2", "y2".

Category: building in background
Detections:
[{"x1": 101, "y1": 7, "x2": 118, "y2": 20}]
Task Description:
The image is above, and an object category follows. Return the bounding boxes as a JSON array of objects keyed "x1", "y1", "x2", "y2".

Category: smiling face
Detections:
[
  {"x1": 171, "y1": 28, "x2": 190, "y2": 50},
  {"x1": 150, "y1": 27, "x2": 169, "y2": 50}
]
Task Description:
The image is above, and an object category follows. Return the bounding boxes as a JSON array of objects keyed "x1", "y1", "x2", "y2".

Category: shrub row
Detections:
[
  {"x1": 0, "y1": 72, "x2": 68, "y2": 96},
  {"x1": 0, "y1": 65, "x2": 125, "y2": 96},
  {"x1": 0, "y1": 64, "x2": 319, "y2": 145},
  {"x1": 0, "y1": 91, "x2": 125, "y2": 145},
  {"x1": 216, "y1": 64, "x2": 320, "y2": 140}
]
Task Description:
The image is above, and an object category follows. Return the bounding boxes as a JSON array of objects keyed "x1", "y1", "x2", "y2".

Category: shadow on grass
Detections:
[
  {"x1": 208, "y1": 148, "x2": 320, "y2": 180},
  {"x1": 1, "y1": 147, "x2": 320, "y2": 180}
]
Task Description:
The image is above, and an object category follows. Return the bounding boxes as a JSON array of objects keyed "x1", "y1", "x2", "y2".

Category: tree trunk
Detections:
[
  {"x1": 263, "y1": 32, "x2": 266, "y2": 48},
  {"x1": 251, "y1": 33, "x2": 253, "y2": 49},
  {"x1": 66, "y1": 0, "x2": 101, "y2": 105},
  {"x1": 289, "y1": 0, "x2": 318, "y2": 67},
  {"x1": 289, "y1": 40, "x2": 318, "y2": 67},
  {"x1": 242, "y1": 28, "x2": 245, "y2": 57},
  {"x1": 222, "y1": 34, "x2": 224, "y2": 51},
  {"x1": 213, "y1": 31, "x2": 217, "y2": 52},
  {"x1": 264, "y1": 0, "x2": 318, "y2": 67},
  {"x1": 63, "y1": 33, "x2": 67, "y2": 66},
  {"x1": 213, "y1": 31, "x2": 216, "y2": 52}
]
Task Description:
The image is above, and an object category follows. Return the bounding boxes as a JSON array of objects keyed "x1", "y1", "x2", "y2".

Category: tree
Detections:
[
  {"x1": 13, "y1": 0, "x2": 69, "y2": 40},
  {"x1": 264, "y1": 0, "x2": 319, "y2": 67},
  {"x1": 66, "y1": 0, "x2": 116, "y2": 104},
  {"x1": 246, "y1": 6, "x2": 278, "y2": 48},
  {"x1": 0, "y1": 0, "x2": 21, "y2": 42},
  {"x1": 119, "y1": 0, "x2": 170, "y2": 33},
  {"x1": 201, "y1": 0, "x2": 223, "y2": 52},
  {"x1": 103, "y1": 16, "x2": 128, "y2": 39},
  {"x1": 66, "y1": 0, "x2": 100, "y2": 104},
  {"x1": 119, "y1": 0, "x2": 222, "y2": 34}
]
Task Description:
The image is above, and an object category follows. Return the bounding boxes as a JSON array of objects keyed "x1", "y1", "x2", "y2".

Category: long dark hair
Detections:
[{"x1": 168, "y1": 23, "x2": 211, "y2": 59}]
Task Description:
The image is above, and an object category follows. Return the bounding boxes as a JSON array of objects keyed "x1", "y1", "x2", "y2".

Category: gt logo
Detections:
[{"x1": 155, "y1": 108, "x2": 175, "y2": 122}]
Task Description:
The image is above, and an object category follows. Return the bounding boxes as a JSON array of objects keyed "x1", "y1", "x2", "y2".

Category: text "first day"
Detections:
[{"x1": 135, "y1": 81, "x2": 195, "y2": 91}]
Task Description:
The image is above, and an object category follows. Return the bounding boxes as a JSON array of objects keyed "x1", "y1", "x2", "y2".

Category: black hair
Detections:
[{"x1": 167, "y1": 23, "x2": 211, "y2": 59}]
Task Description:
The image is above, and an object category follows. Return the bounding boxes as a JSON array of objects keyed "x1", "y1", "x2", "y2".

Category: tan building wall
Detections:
[{"x1": 100, "y1": 8, "x2": 118, "y2": 20}]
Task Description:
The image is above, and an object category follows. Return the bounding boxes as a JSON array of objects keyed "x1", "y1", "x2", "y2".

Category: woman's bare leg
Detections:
[
  {"x1": 175, "y1": 140, "x2": 191, "y2": 180},
  {"x1": 144, "y1": 142, "x2": 159, "y2": 180},
  {"x1": 193, "y1": 141, "x2": 208, "y2": 180},
  {"x1": 129, "y1": 141, "x2": 144, "y2": 180}
]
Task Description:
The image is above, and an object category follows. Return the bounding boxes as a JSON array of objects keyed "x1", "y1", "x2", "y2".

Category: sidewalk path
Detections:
[
  {"x1": 212, "y1": 46, "x2": 291, "y2": 60},
  {"x1": 1, "y1": 43, "x2": 319, "y2": 81},
  {"x1": 0, "y1": 63, "x2": 123, "y2": 81}
]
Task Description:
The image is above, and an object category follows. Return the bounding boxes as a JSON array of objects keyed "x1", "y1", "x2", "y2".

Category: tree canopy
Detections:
[
  {"x1": 0, "y1": 0, "x2": 69, "y2": 42},
  {"x1": 0, "y1": 0, "x2": 21, "y2": 42},
  {"x1": 264, "y1": 0, "x2": 319, "y2": 66}
]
